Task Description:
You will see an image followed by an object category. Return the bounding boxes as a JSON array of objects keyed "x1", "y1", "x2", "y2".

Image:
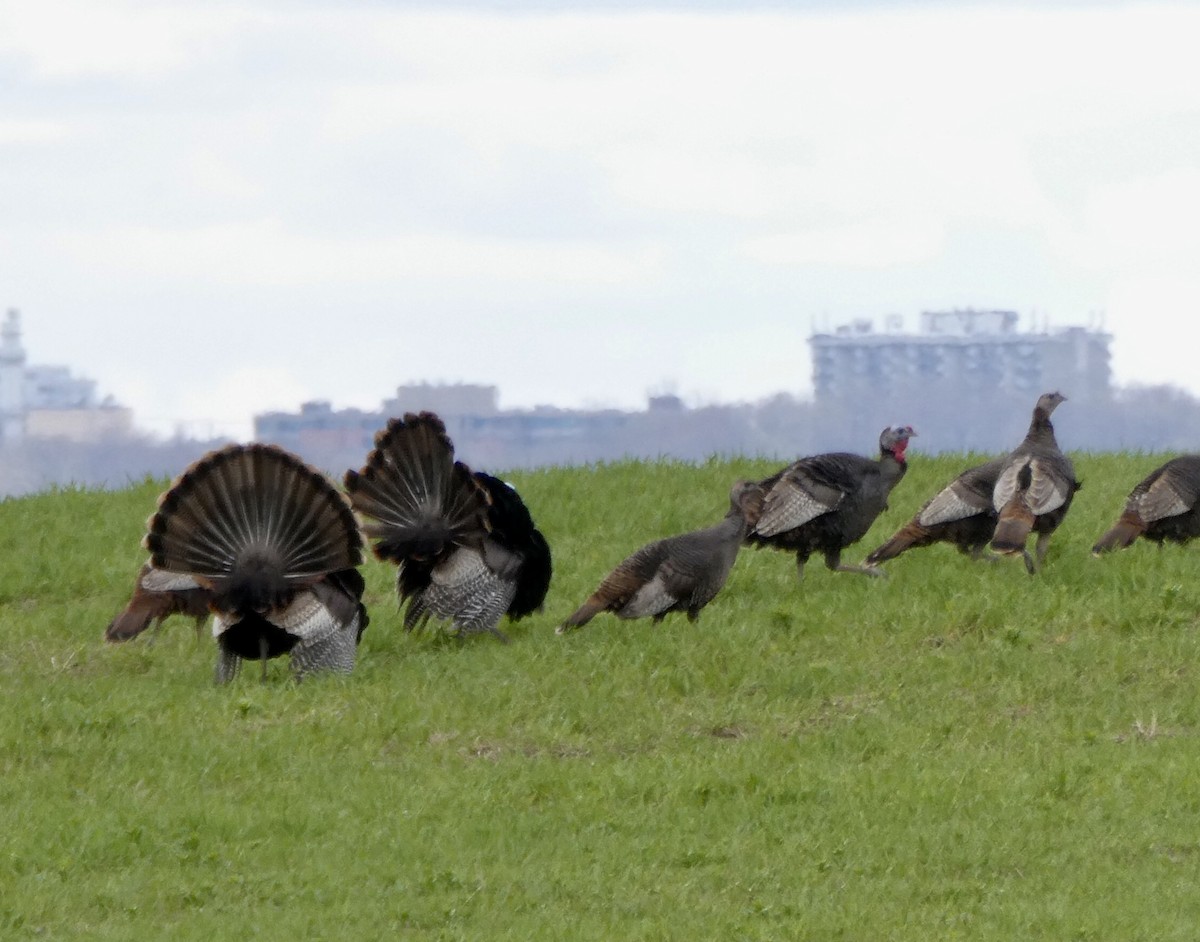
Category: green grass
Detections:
[{"x1": 2, "y1": 453, "x2": 1200, "y2": 939}]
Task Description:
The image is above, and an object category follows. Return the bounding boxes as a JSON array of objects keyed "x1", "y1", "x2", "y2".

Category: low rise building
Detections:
[{"x1": 0, "y1": 309, "x2": 133, "y2": 444}]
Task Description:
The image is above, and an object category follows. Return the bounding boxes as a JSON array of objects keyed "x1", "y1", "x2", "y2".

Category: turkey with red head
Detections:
[{"x1": 746, "y1": 425, "x2": 916, "y2": 579}]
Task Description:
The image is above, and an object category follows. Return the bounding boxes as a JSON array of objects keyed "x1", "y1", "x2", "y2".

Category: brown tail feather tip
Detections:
[
  {"x1": 865, "y1": 523, "x2": 926, "y2": 564},
  {"x1": 864, "y1": 540, "x2": 902, "y2": 565},
  {"x1": 105, "y1": 611, "x2": 152, "y2": 642},
  {"x1": 557, "y1": 598, "x2": 603, "y2": 633},
  {"x1": 1092, "y1": 519, "x2": 1143, "y2": 555},
  {"x1": 991, "y1": 522, "x2": 1032, "y2": 553},
  {"x1": 991, "y1": 501, "x2": 1035, "y2": 552}
]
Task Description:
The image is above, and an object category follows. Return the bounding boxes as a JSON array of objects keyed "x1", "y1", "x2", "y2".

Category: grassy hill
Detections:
[{"x1": 2, "y1": 452, "x2": 1199, "y2": 939}]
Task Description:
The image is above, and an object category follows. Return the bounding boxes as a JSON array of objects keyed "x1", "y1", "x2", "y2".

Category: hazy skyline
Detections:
[{"x1": 3, "y1": 0, "x2": 1198, "y2": 439}]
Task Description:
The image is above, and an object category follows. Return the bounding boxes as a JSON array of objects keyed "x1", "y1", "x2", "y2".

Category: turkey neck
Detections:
[
  {"x1": 1022, "y1": 405, "x2": 1059, "y2": 450},
  {"x1": 718, "y1": 509, "x2": 753, "y2": 543},
  {"x1": 708, "y1": 508, "x2": 754, "y2": 554},
  {"x1": 878, "y1": 447, "x2": 908, "y2": 490}
]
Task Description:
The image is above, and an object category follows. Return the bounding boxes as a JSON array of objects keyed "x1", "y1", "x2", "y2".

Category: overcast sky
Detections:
[{"x1": 2, "y1": 0, "x2": 1198, "y2": 439}]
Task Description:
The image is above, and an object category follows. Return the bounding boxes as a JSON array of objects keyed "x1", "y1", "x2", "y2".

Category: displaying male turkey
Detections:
[
  {"x1": 143, "y1": 443, "x2": 368, "y2": 683},
  {"x1": 558, "y1": 480, "x2": 762, "y2": 631},
  {"x1": 104, "y1": 562, "x2": 212, "y2": 642},
  {"x1": 745, "y1": 426, "x2": 916, "y2": 579},
  {"x1": 990, "y1": 391, "x2": 1079, "y2": 573},
  {"x1": 343, "y1": 412, "x2": 551, "y2": 642},
  {"x1": 865, "y1": 458, "x2": 1004, "y2": 565},
  {"x1": 1092, "y1": 455, "x2": 1200, "y2": 554}
]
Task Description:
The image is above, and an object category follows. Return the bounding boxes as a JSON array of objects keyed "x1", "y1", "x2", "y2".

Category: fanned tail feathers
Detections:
[
  {"x1": 145, "y1": 444, "x2": 362, "y2": 614},
  {"x1": 344, "y1": 412, "x2": 487, "y2": 562}
]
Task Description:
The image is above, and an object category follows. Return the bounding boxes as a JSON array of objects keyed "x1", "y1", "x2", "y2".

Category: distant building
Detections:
[
  {"x1": 25, "y1": 404, "x2": 133, "y2": 442},
  {"x1": 809, "y1": 309, "x2": 1112, "y2": 403},
  {"x1": 0, "y1": 308, "x2": 133, "y2": 444},
  {"x1": 255, "y1": 384, "x2": 661, "y2": 472},
  {"x1": 0, "y1": 310, "x2": 25, "y2": 442},
  {"x1": 255, "y1": 400, "x2": 382, "y2": 457},
  {"x1": 383, "y1": 382, "x2": 499, "y2": 417}
]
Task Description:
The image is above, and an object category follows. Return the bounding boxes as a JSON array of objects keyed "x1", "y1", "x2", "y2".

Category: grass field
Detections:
[{"x1": 2, "y1": 452, "x2": 1199, "y2": 939}]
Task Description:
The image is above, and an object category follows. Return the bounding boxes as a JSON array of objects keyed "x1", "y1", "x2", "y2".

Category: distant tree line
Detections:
[
  {"x1": 1, "y1": 384, "x2": 1198, "y2": 498},
  {"x1": 0, "y1": 436, "x2": 225, "y2": 498}
]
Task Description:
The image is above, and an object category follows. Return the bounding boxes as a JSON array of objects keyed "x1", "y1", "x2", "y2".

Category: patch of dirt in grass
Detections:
[
  {"x1": 704, "y1": 724, "x2": 749, "y2": 740},
  {"x1": 524, "y1": 742, "x2": 591, "y2": 759},
  {"x1": 460, "y1": 739, "x2": 592, "y2": 761},
  {"x1": 1113, "y1": 715, "x2": 1194, "y2": 743},
  {"x1": 1154, "y1": 842, "x2": 1200, "y2": 863},
  {"x1": 781, "y1": 693, "x2": 880, "y2": 737},
  {"x1": 1005, "y1": 703, "x2": 1035, "y2": 723},
  {"x1": 466, "y1": 741, "x2": 503, "y2": 761}
]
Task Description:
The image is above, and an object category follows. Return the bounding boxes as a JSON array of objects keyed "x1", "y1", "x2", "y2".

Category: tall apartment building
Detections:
[{"x1": 809, "y1": 309, "x2": 1112, "y2": 403}]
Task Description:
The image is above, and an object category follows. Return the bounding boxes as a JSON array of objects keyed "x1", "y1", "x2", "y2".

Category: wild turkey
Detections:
[
  {"x1": 343, "y1": 412, "x2": 551, "y2": 642},
  {"x1": 745, "y1": 426, "x2": 916, "y2": 579},
  {"x1": 865, "y1": 458, "x2": 1004, "y2": 565},
  {"x1": 104, "y1": 562, "x2": 212, "y2": 642},
  {"x1": 558, "y1": 480, "x2": 762, "y2": 631},
  {"x1": 1092, "y1": 455, "x2": 1200, "y2": 554},
  {"x1": 990, "y1": 391, "x2": 1079, "y2": 573},
  {"x1": 144, "y1": 443, "x2": 368, "y2": 683}
]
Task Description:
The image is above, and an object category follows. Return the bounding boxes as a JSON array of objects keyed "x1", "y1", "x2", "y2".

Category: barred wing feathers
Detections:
[
  {"x1": 918, "y1": 460, "x2": 1002, "y2": 527},
  {"x1": 752, "y1": 455, "x2": 868, "y2": 537}
]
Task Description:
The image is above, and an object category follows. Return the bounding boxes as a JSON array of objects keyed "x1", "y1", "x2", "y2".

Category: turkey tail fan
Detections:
[
  {"x1": 145, "y1": 444, "x2": 363, "y2": 613},
  {"x1": 1092, "y1": 515, "x2": 1144, "y2": 555},
  {"x1": 473, "y1": 472, "x2": 552, "y2": 619},
  {"x1": 865, "y1": 521, "x2": 931, "y2": 564},
  {"x1": 344, "y1": 412, "x2": 488, "y2": 563},
  {"x1": 991, "y1": 505, "x2": 1035, "y2": 554}
]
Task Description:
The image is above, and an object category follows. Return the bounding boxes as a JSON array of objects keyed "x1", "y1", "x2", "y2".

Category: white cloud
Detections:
[
  {"x1": 0, "y1": 1, "x2": 264, "y2": 79},
  {"x1": 741, "y1": 217, "x2": 946, "y2": 269},
  {"x1": 1106, "y1": 270, "x2": 1200, "y2": 393},
  {"x1": 56, "y1": 220, "x2": 663, "y2": 287},
  {"x1": 1084, "y1": 169, "x2": 1200, "y2": 270},
  {"x1": 185, "y1": 150, "x2": 265, "y2": 203},
  {"x1": 0, "y1": 119, "x2": 71, "y2": 145},
  {"x1": 183, "y1": 365, "x2": 311, "y2": 441},
  {"x1": 6, "y1": 2, "x2": 1200, "y2": 434}
]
